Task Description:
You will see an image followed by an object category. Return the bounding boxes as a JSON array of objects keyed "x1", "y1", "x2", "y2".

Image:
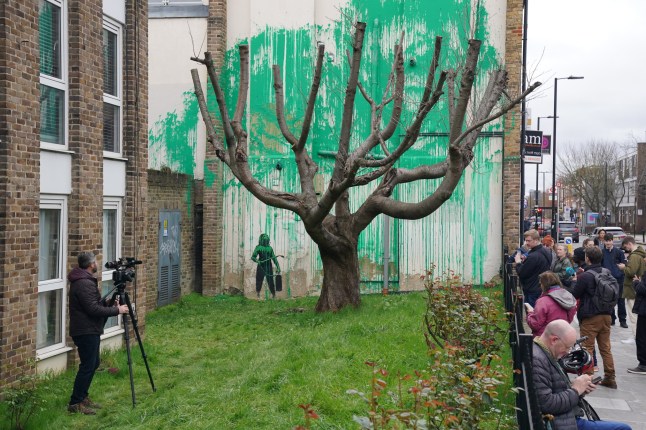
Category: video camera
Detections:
[{"x1": 105, "y1": 257, "x2": 142, "y2": 285}]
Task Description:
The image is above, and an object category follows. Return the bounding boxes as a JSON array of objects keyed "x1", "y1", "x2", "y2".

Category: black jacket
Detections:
[
  {"x1": 632, "y1": 279, "x2": 646, "y2": 316},
  {"x1": 516, "y1": 244, "x2": 552, "y2": 295},
  {"x1": 570, "y1": 264, "x2": 612, "y2": 320},
  {"x1": 68, "y1": 267, "x2": 118, "y2": 337},
  {"x1": 532, "y1": 342, "x2": 580, "y2": 430}
]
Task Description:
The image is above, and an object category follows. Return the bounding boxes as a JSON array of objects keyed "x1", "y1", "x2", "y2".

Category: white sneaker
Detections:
[{"x1": 621, "y1": 338, "x2": 636, "y2": 345}]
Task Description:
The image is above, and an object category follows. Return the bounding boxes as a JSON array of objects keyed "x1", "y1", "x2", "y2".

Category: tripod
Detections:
[{"x1": 106, "y1": 280, "x2": 156, "y2": 407}]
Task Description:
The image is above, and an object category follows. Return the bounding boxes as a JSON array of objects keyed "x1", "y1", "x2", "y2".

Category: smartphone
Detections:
[{"x1": 591, "y1": 376, "x2": 602, "y2": 384}]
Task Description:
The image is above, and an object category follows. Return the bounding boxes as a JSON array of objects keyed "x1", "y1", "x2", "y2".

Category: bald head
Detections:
[{"x1": 540, "y1": 319, "x2": 577, "y2": 359}]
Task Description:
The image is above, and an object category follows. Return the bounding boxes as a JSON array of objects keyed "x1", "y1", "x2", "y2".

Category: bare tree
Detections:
[
  {"x1": 559, "y1": 140, "x2": 632, "y2": 224},
  {"x1": 191, "y1": 22, "x2": 540, "y2": 312}
]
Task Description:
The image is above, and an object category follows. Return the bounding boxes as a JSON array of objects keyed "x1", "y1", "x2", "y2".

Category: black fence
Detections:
[{"x1": 503, "y1": 258, "x2": 546, "y2": 429}]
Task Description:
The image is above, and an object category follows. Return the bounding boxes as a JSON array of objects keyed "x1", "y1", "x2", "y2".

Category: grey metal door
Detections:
[{"x1": 158, "y1": 210, "x2": 181, "y2": 306}]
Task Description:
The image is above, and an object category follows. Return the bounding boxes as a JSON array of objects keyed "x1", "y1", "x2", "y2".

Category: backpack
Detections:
[{"x1": 589, "y1": 268, "x2": 619, "y2": 313}]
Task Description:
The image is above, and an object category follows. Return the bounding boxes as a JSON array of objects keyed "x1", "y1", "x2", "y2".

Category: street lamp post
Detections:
[
  {"x1": 552, "y1": 76, "x2": 584, "y2": 239},
  {"x1": 536, "y1": 115, "x2": 555, "y2": 228}
]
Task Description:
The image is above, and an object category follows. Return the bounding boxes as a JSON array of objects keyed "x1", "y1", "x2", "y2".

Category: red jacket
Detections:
[{"x1": 527, "y1": 286, "x2": 577, "y2": 336}]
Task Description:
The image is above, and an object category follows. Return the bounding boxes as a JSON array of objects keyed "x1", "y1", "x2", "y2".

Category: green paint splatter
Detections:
[
  {"x1": 149, "y1": 91, "x2": 200, "y2": 177},
  {"x1": 211, "y1": 0, "x2": 503, "y2": 286}
]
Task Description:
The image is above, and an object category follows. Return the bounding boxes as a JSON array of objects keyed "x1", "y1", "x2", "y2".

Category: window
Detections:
[
  {"x1": 103, "y1": 18, "x2": 122, "y2": 154},
  {"x1": 102, "y1": 199, "x2": 122, "y2": 331},
  {"x1": 39, "y1": 0, "x2": 67, "y2": 147},
  {"x1": 38, "y1": 197, "x2": 67, "y2": 353}
]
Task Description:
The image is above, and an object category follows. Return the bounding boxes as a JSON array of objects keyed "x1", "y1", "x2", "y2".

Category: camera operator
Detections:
[{"x1": 67, "y1": 252, "x2": 128, "y2": 415}]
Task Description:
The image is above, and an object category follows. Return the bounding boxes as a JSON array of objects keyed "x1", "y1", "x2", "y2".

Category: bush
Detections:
[
  {"x1": 345, "y1": 267, "x2": 514, "y2": 429},
  {"x1": 1, "y1": 360, "x2": 49, "y2": 430}
]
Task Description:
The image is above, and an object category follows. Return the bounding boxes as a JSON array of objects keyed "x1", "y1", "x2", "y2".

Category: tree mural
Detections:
[{"x1": 191, "y1": 22, "x2": 540, "y2": 312}]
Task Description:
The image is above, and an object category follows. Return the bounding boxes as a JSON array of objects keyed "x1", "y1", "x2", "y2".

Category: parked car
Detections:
[
  {"x1": 591, "y1": 226, "x2": 627, "y2": 248},
  {"x1": 537, "y1": 222, "x2": 552, "y2": 237},
  {"x1": 558, "y1": 221, "x2": 579, "y2": 243}
]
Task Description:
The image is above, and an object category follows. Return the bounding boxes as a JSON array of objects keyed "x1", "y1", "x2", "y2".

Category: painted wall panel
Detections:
[
  {"x1": 218, "y1": 0, "x2": 506, "y2": 294},
  {"x1": 149, "y1": 0, "x2": 510, "y2": 296},
  {"x1": 149, "y1": 18, "x2": 207, "y2": 179}
]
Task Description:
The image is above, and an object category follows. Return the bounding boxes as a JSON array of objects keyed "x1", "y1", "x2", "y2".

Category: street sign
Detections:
[{"x1": 564, "y1": 236, "x2": 573, "y2": 254}]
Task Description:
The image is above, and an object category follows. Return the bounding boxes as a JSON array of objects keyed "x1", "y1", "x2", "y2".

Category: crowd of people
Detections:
[{"x1": 514, "y1": 228, "x2": 646, "y2": 429}]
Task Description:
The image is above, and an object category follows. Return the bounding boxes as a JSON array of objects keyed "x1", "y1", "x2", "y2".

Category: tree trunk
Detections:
[{"x1": 315, "y1": 245, "x2": 361, "y2": 312}]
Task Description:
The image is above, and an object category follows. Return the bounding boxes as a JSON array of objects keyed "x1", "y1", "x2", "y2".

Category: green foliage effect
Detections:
[{"x1": 0, "y1": 292, "x2": 513, "y2": 429}]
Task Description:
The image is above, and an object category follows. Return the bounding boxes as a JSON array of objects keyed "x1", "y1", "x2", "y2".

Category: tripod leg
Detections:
[
  {"x1": 123, "y1": 292, "x2": 156, "y2": 393},
  {"x1": 119, "y1": 295, "x2": 137, "y2": 407}
]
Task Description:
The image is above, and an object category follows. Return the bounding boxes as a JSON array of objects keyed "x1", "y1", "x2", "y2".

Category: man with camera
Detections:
[{"x1": 67, "y1": 252, "x2": 128, "y2": 415}]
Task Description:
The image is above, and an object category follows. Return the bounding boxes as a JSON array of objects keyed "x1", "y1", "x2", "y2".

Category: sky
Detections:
[{"x1": 522, "y1": 0, "x2": 646, "y2": 192}]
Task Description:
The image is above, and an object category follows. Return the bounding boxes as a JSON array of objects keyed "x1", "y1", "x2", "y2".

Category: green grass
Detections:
[{"x1": 1, "y1": 290, "x2": 514, "y2": 429}]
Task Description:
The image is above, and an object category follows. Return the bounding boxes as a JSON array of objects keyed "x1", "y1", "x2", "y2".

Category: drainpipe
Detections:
[{"x1": 383, "y1": 214, "x2": 390, "y2": 295}]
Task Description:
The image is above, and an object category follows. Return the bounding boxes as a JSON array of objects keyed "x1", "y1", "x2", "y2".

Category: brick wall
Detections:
[
  {"x1": 146, "y1": 169, "x2": 196, "y2": 311},
  {"x1": 67, "y1": 0, "x2": 104, "y2": 267},
  {"x1": 122, "y1": 0, "x2": 149, "y2": 333},
  {"x1": 0, "y1": 0, "x2": 148, "y2": 387},
  {"x1": 201, "y1": 0, "x2": 227, "y2": 295},
  {"x1": 503, "y1": 0, "x2": 524, "y2": 254},
  {"x1": 0, "y1": 0, "x2": 41, "y2": 387}
]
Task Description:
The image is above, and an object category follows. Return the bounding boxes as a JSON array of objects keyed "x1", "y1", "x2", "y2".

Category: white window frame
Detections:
[
  {"x1": 102, "y1": 198, "x2": 123, "y2": 333},
  {"x1": 39, "y1": 0, "x2": 68, "y2": 150},
  {"x1": 102, "y1": 16, "x2": 123, "y2": 156},
  {"x1": 37, "y1": 195, "x2": 68, "y2": 355}
]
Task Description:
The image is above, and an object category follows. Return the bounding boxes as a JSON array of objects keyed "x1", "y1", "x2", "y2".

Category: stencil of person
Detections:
[{"x1": 251, "y1": 233, "x2": 281, "y2": 299}]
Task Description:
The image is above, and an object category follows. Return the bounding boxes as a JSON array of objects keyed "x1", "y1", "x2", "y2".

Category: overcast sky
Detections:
[{"x1": 522, "y1": 0, "x2": 646, "y2": 191}]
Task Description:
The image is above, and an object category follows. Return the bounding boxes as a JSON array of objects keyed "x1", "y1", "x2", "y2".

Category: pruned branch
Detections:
[{"x1": 190, "y1": 68, "x2": 228, "y2": 162}]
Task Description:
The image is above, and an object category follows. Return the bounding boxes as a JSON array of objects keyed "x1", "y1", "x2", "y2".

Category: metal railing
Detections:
[{"x1": 503, "y1": 258, "x2": 546, "y2": 429}]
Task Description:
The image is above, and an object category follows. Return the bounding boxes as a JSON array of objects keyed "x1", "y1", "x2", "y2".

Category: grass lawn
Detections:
[{"x1": 2, "y1": 290, "x2": 515, "y2": 429}]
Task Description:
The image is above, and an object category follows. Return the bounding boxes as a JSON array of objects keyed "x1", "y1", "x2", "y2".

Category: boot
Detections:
[
  {"x1": 82, "y1": 397, "x2": 102, "y2": 409},
  {"x1": 68, "y1": 403, "x2": 96, "y2": 415},
  {"x1": 599, "y1": 377, "x2": 617, "y2": 389}
]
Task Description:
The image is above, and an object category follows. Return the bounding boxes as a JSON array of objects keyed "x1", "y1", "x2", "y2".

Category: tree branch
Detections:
[
  {"x1": 448, "y1": 40, "x2": 481, "y2": 145},
  {"x1": 190, "y1": 69, "x2": 228, "y2": 162},
  {"x1": 272, "y1": 65, "x2": 299, "y2": 147},
  {"x1": 297, "y1": 43, "x2": 326, "y2": 151}
]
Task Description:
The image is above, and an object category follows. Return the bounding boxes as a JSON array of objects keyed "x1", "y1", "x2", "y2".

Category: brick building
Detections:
[{"x1": 0, "y1": 0, "x2": 148, "y2": 385}]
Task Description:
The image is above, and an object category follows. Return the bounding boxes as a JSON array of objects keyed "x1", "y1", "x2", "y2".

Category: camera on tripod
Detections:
[{"x1": 105, "y1": 257, "x2": 142, "y2": 285}]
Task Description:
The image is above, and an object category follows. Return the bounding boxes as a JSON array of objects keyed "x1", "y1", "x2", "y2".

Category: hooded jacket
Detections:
[
  {"x1": 623, "y1": 246, "x2": 646, "y2": 299},
  {"x1": 68, "y1": 267, "x2": 119, "y2": 337},
  {"x1": 526, "y1": 286, "x2": 578, "y2": 336}
]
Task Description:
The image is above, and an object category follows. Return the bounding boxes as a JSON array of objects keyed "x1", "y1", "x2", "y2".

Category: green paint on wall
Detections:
[
  {"x1": 212, "y1": 0, "x2": 504, "y2": 284},
  {"x1": 149, "y1": 91, "x2": 200, "y2": 177}
]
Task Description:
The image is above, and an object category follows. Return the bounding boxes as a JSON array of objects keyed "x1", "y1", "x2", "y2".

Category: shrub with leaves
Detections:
[
  {"x1": 1, "y1": 360, "x2": 49, "y2": 430},
  {"x1": 346, "y1": 267, "x2": 514, "y2": 429}
]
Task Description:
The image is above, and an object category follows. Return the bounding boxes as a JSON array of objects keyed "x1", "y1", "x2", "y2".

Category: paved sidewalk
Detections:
[{"x1": 574, "y1": 318, "x2": 646, "y2": 429}]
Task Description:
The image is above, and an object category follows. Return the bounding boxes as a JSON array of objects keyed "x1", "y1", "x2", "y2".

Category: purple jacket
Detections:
[{"x1": 527, "y1": 286, "x2": 578, "y2": 336}]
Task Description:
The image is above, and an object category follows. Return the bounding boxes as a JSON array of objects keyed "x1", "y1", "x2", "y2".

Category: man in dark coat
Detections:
[
  {"x1": 515, "y1": 229, "x2": 553, "y2": 307},
  {"x1": 571, "y1": 246, "x2": 618, "y2": 389},
  {"x1": 600, "y1": 233, "x2": 627, "y2": 327},
  {"x1": 532, "y1": 319, "x2": 631, "y2": 430},
  {"x1": 67, "y1": 252, "x2": 128, "y2": 415}
]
